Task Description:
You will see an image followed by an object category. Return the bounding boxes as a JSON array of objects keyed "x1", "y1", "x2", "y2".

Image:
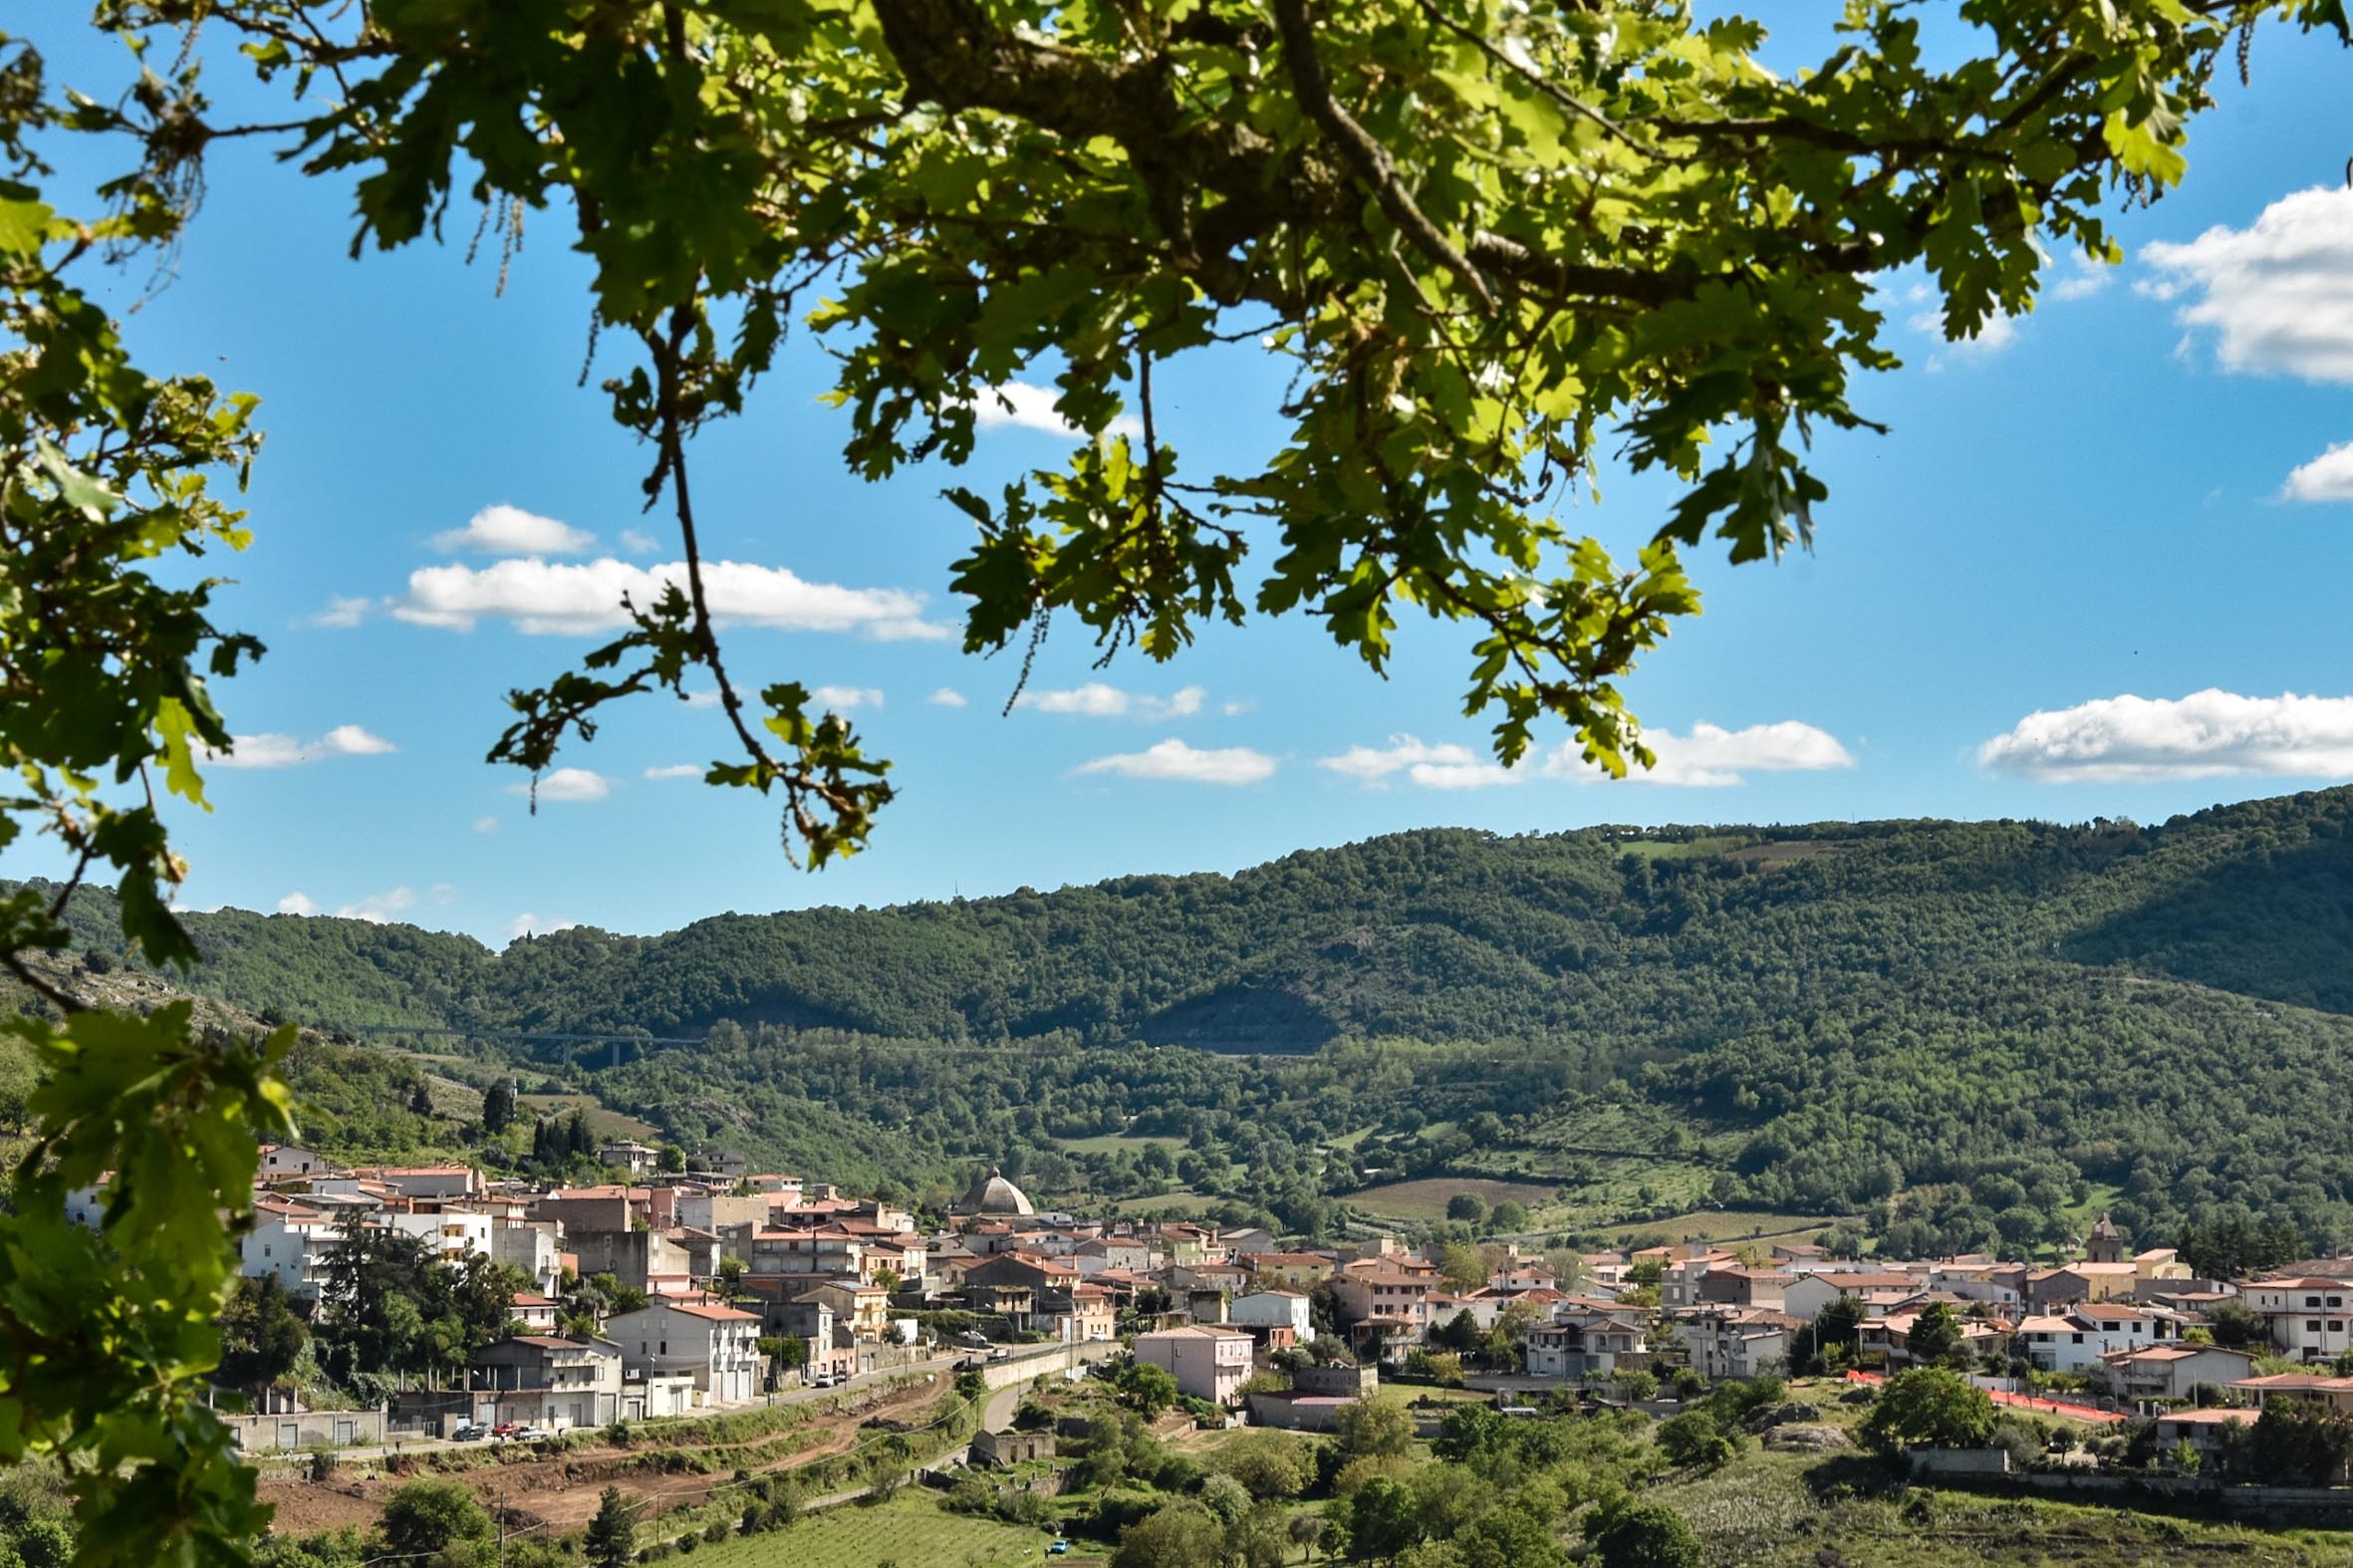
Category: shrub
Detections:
[
  {"x1": 1655, "y1": 1412, "x2": 1736, "y2": 1472},
  {"x1": 1585, "y1": 1497, "x2": 1701, "y2": 1568}
]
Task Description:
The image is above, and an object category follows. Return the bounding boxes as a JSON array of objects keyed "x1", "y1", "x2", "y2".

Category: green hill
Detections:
[{"x1": 29, "y1": 786, "x2": 2353, "y2": 1253}]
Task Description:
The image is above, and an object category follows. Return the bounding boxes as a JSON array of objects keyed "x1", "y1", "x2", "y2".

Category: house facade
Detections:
[
  {"x1": 468, "y1": 1335, "x2": 624, "y2": 1429},
  {"x1": 1134, "y1": 1326, "x2": 1252, "y2": 1406},
  {"x1": 1524, "y1": 1312, "x2": 1647, "y2": 1377},
  {"x1": 605, "y1": 1300, "x2": 764, "y2": 1405},
  {"x1": 2240, "y1": 1278, "x2": 2353, "y2": 1362}
]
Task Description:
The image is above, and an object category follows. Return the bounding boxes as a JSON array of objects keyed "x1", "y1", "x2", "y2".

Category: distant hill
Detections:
[
  {"x1": 49, "y1": 786, "x2": 2353, "y2": 1047},
  {"x1": 28, "y1": 786, "x2": 2353, "y2": 1251}
]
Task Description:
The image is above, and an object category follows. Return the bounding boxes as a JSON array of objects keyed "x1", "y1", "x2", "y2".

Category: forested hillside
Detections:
[{"x1": 24, "y1": 787, "x2": 2353, "y2": 1256}]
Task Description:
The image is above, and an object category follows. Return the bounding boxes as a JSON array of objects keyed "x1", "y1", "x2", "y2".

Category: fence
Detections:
[{"x1": 220, "y1": 1408, "x2": 387, "y2": 1451}]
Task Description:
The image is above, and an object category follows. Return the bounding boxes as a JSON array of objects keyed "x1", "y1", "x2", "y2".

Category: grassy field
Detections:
[
  {"x1": 688, "y1": 1491, "x2": 1101, "y2": 1567},
  {"x1": 1107, "y1": 1190, "x2": 1225, "y2": 1218},
  {"x1": 515, "y1": 1093, "x2": 660, "y2": 1142},
  {"x1": 1056, "y1": 1131, "x2": 1183, "y2": 1157},
  {"x1": 1348, "y1": 1176, "x2": 1558, "y2": 1223}
]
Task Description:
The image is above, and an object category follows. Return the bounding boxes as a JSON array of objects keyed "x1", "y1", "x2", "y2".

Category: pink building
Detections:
[{"x1": 1134, "y1": 1326, "x2": 1252, "y2": 1406}]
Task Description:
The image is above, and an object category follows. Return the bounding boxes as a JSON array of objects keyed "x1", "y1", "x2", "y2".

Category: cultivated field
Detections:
[{"x1": 1347, "y1": 1176, "x2": 1558, "y2": 1223}]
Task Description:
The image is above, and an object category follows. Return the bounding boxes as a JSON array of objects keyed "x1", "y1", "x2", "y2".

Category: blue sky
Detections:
[{"x1": 23, "y1": 8, "x2": 2353, "y2": 943}]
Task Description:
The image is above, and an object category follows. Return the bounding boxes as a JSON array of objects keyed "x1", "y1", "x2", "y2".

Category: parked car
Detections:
[
  {"x1": 513, "y1": 1426, "x2": 552, "y2": 1442},
  {"x1": 449, "y1": 1422, "x2": 487, "y2": 1442},
  {"x1": 490, "y1": 1422, "x2": 522, "y2": 1440},
  {"x1": 1048, "y1": 1540, "x2": 1072, "y2": 1556},
  {"x1": 810, "y1": 1373, "x2": 836, "y2": 1388}
]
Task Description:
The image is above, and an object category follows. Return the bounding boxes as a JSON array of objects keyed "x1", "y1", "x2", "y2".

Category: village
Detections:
[{"x1": 125, "y1": 1134, "x2": 2353, "y2": 1477}]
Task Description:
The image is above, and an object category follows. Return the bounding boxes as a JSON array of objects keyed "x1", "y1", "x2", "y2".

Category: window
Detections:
[{"x1": 2308, "y1": 1321, "x2": 2322, "y2": 1333}]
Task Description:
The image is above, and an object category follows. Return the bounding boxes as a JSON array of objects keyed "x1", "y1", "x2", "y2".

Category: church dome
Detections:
[{"x1": 962, "y1": 1167, "x2": 1035, "y2": 1216}]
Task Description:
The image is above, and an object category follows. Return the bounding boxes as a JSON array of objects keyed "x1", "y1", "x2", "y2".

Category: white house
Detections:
[
  {"x1": 605, "y1": 1300, "x2": 765, "y2": 1405},
  {"x1": 599, "y1": 1142, "x2": 662, "y2": 1176},
  {"x1": 2012, "y1": 1304, "x2": 2180, "y2": 1375},
  {"x1": 383, "y1": 1208, "x2": 494, "y2": 1265},
  {"x1": 240, "y1": 1214, "x2": 347, "y2": 1300},
  {"x1": 2239, "y1": 1278, "x2": 2353, "y2": 1363},
  {"x1": 490, "y1": 1216, "x2": 567, "y2": 1296},
  {"x1": 257, "y1": 1144, "x2": 332, "y2": 1180},
  {"x1": 1230, "y1": 1289, "x2": 1315, "y2": 1343},
  {"x1": 2096, "y1": 1343, "x2": 2261, "y2": 1400}
]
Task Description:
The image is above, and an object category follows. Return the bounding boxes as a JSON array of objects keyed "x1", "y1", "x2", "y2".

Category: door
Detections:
[
  {"x1": 277, "y1": 1423, "x2": 299, "y2": 1449},
  {"x1": 334, "y1": 1420, "x2": 355, "y2": 1445}
]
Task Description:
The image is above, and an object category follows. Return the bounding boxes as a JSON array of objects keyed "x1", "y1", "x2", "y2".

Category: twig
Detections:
[{"x1": 1270, "y1": 0, "x2": 1497, "y2": 313}]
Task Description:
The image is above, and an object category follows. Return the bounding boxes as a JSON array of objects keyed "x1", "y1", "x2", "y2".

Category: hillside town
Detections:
[{"x1": 95, "y1": 1138, "x2": 2353, "y2": 1459}]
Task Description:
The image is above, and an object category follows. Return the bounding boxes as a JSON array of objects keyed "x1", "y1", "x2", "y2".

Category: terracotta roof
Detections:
[
  {"x1": 2071, "y1": 1301, "x2": 2163, "y2": 1322},
  {"x1": 2231, "y1": 1372, "x2": 2353, "y2": 1391},
  {"x1": 652, "y1": 1302, "x2": 761, "y2": 1322}
]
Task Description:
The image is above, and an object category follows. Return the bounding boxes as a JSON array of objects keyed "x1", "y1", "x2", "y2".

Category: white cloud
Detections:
[
  {"x1": 514, "y1": 767, "x2": 611, "y2": 802},
  {"x1": 927, "y1": 687, "x2": 969, "y2": 708},
  {"x1": 393, "y1": 557, "x2": 946, "y2": 641},
  {"x1": 812, "y1": 684, "x2": 884, "y2": 711},
  {"x1": 1319, "y1": 736, "x2": 1520, "y2": 791},
  {"x1": 1015, "y1": 682, "x2": 1205, "y2": 721},
  {"x1": 472, "y1": 816, "x2": 500, "y2": 834},
  {"x1": 2049, "y1": 253, "x2": 2113, "y2": 301},
  {"x1": 645, "y1": 764, "x2": 701, "y2": 780},
  {"x1": 432, "y1": 503, "x2": 596, "y2": 556},
  {"x1": 620, "y1": 528, "x2": 660, "y2": 555},
  {"x1": 336, "y1": 887, "x2": 416, "y2": 923},
  {"x1": 507, "y1": 913, "x2": 579, "y2": 939},
  {"x1": 308, "y1": 595, "x2": 370, "y2": 629},
  {"x1": 1546, "y1": 721, "x2": 1856, "y2": 787},
  {"x1": 202, "y1": 725, "x2": 396, "y2": 769},
  {"x1": 682, "y1": 688, "x2": 722, "y2": 707},
  {"x1": 2144, "y1": 185, "x2": 2353, "y2": 383},
  {"x1": 275, "y1": 893, "x2": 317, "y2": 916},
  {"x1": 319, "y1": 724, "x2": 395, "y2": 756},
  {"x1": 1978, "y1": 689, "x2": 2353, "y2": 782},
  {"x1": 2281, "y1": 440, "x2": 2353, "y2": 502},
  {"x1": 1322, "y1": 723, "x2": 1850, "y2": 790},
  {"x1": 1075, "y1": 738, "x2": 1276, "y2": 786},
  {"x1": 966, "y1": 381, "x2": 1143, "y2": 441},
  {"x1": 1220, "y1": 699, "x2": 1256, "y2": 716},
  {"x1": 431, "y1": 882, "x2": 457, "y2": 906}
]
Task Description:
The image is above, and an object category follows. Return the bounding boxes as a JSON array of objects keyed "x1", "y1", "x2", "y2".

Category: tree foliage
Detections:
[
  {"x1": 90, "y1": 0, "x2": 2351, "y2": 852},
  {"x1": 585, "y1": 1485, "x2": 635, "y2": 1568},
  {"x1": 5, "y1": 2, "x2": 2353, "y2": 1553},
  {"x1": 1861, "y1": 1368, "x2": 1996, "y2": 1453}
]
